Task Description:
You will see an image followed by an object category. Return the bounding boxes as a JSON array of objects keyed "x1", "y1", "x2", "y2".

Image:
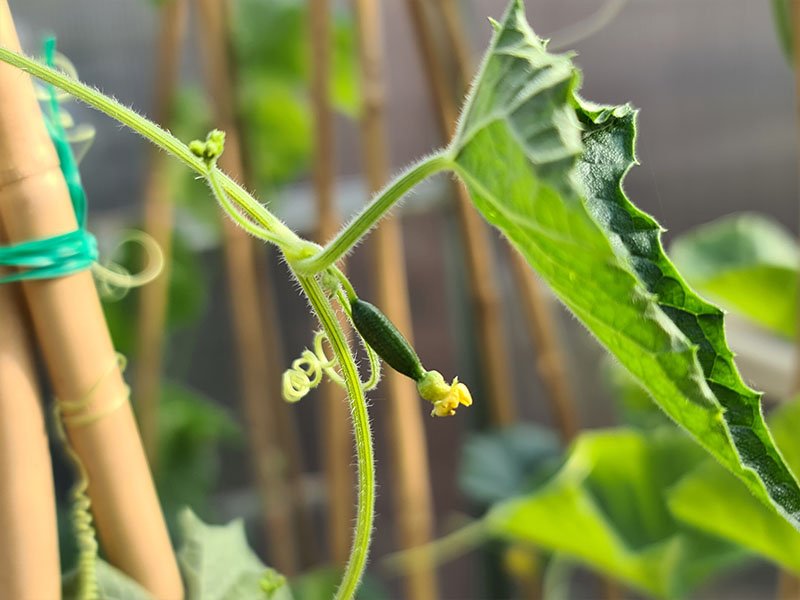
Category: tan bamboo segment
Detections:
[
  {"x1": 508, "y1": 253, "x2": 577, "y2": 440},
  {"x1": 0, "y1": 233, "x2": 60, "y2": 600},
  {"x1": 351, "y1": 0, "x2": 438, "y2": 597},
  {"x1": 438, "y1": 0, "x2": 472, "y2": 92},
  {"x1": 404, "y1": 0, "x2": 516, "y2": 426},
  {"x1": 194, "y1": 0, "x2": 300, "y2": 575},
  {"x1": 134, "y1": 0, "x2": 188, "y2": 465},
  {"x1": 0, "y1": 3, "x2": 182, "y2": 597},
  {"x1": 309, "y1": 0, "x2": 355, "y2": 566}
]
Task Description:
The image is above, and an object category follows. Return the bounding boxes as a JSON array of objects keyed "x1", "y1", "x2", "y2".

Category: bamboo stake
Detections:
[
  {"x1": 134, "y1": 0, "x2": 188, "y2": 466},
  {"x1": 0, "y1": 4, "x2": 182, "y2": 597},
  {"x1": 194, "y1": 0, "x2": 300, "y2": 576},
  {"x1": 350, "y1": 0, "x2": 439, "y2": 597},
  {"x1": 309, "y1": 0, "x2": 355, "y2": 567},
  {"x1": 438, "y1": 0, "x2": 472, "y2": 91},
  {"x1": 404, "y1": 0, "x2": 516, "y2": 426},
  {"x1": 0, "y1": 231, "x2": 60, "y2": 600},
  {"x1": 508, "y1": 253, "x2": 578, "y2": 441}
]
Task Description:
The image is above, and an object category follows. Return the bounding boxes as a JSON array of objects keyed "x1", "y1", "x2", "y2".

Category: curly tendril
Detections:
[
  {"x1": 54, "y1": 354, "x2": 130, "y2": 600},
  {"x1": 282, "y1": 331, "x2": 345, "y2": 402},
  {"x1": 282, "y1": 327, "x2": 382, "y2": 403}
]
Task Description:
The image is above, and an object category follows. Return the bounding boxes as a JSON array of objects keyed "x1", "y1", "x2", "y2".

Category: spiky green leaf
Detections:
[
  {"x1": 449, "y1": 0, "x2": 800, "y2": 529},
  {"x1": 668, "y1": 401, "x2": 800, "y2": 573}
]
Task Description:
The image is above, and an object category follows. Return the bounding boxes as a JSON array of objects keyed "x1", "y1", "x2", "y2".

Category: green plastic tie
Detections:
[{"x1": 0, "y1": 37, "x2": 97, "y2": 285}]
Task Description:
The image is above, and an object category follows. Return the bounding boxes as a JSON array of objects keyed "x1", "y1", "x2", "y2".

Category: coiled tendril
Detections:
[
  {"x1": 282, "y1": 331, "x2": 345, "y2": 402},
  {"x1": 282, "y1": 328, "x2": 381, "y2": 402},
  {"x1": 54, "y1": 354, "x2": 130, "y2": 600}
]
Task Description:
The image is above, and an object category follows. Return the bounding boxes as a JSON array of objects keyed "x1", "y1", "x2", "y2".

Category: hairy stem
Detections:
[
  {"x1": 297, "y1": 274, "x2": 374, "y2": 600},
  {"x1": 294, "y1": 153, "x2": 453, "y2": 274},
  {"x1": 0, "y1": 46, "x2": 301, "y2": 251}
]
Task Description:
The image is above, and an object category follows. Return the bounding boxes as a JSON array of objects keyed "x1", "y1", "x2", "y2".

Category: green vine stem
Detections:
[
  {"x1": 294, "y1": 153, "x2": 453, "y2": 274},
  {"x1": 0, "y1": 47, "x2": 301, "y2": 252},
  {"x1": 0, "y1": 45, "x2": 450, "y2": 598},
  {"x1": 297, "y1": 274, "x2": 374, "y2": 600}
]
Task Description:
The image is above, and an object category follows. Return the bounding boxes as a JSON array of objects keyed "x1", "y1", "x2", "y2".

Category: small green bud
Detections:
[{"x1": 189, "y1": 129, "x2": 226, "y2": 164}]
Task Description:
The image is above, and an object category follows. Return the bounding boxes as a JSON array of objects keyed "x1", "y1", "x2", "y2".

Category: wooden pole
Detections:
[
  {"x1": 134, "y1": 0, "x2": 188, "y2": 466},
  {"x1": 508, "y1": 253, "x2": 578, "y2": 441},
  {"x1": 309, "y1": 0, "x2": 355, "y2": 567},
  {"x1": 0, "y1": 3, "x2": 182, "y2": 597},
  {"x1": 194, "y1": 0, "x2": 301, "y2": 576},
  {"x1": 0, "y1": 234, "x2": 60, "y2": 599},
  {"x1": 351, "y1": 0, "x2": 439, "y2": 597},
  {"x1": 403, "y1": 0, "x2": 516, "y2": 426}
]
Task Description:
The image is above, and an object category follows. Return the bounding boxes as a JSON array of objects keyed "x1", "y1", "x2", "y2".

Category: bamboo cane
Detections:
[
  {"x1": 403, "y1": 0, "x2": 516, "y2": 426},
  {"x1": 194, "y1": 0, "x2": 300, "y2": 576},
  {"x1": 0, "y1": 230, "x2": 60, "y2": 600},
  {"x1": 0, "y1": 3, "x2": 182, "y2": 597},
  {"x1": 309, "y1": 0, "x2": 355, "y2": 567},
  {"x1": 134, "y1": 0, "x2": 188, "y2": 466},
  {"x1": 508, "y1": 252, "x2": 578, "y2": 441},
  {"x1": 351, "y1": 0, "x2": 439, "y2": 597}
]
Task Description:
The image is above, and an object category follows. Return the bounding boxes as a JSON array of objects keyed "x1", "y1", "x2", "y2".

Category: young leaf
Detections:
[
  {"x1": 177, "y1": 509, "x2": 291, "y2": 600},
  {"x1": 449, "y1": 0, "x2": 800, "y2": 529},
  {"x1": 486, "y1": 429, "x2": 745, "y2": 598},
  {"x1": 670, "y1": 213, "x2": 799, "y2": 338},
  {"x1": 668, "y1": 401, "x2": 800, "y2": 573}
]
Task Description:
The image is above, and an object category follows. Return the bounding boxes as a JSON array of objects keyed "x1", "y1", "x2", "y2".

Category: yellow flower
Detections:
[{"x1": 416, "y1": 371, "x2": 473, "y2": 417}]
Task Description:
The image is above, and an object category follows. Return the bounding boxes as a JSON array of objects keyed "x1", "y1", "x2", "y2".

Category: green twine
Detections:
[{"x1": 0, "y1": 37, "x2": 97, "y2": 285}]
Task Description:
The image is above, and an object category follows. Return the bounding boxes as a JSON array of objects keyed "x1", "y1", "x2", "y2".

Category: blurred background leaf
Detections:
[
  {"x1": 484, "y1": 428, "x2": 745, "y2": 598},
  {"x1": 670, "y1": 213, "x2": 799, "y2": 338},
  {"x1": 458, "y1": 423, "x2": 563, "y2": 506},
  {"x1": 178, "y1": 509, "x2": 290, "y2": 600}
]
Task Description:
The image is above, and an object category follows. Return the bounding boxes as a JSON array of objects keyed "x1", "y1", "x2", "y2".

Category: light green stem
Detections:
[
  {"x1": 298, "y1": 275, "x2": 374, "y2": 600},
  {"x1": 0, "y1": 46, "x2": 303, "y2": 253},
  {"x1": 293, "y1": 153, "x2": 454, "y2": 274},
  {"x1": 0, "y1": 45, "x2": 430, "y2": 597}
]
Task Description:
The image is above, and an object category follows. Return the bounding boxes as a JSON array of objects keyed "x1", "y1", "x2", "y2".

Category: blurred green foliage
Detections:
[
  {"x1": 155, "y1": 382, "x2": 241, "y2": 525},
  {"x1": 459, "y1": 423, "x2": 562, "y2": 506},
  {"x1": 771, "y1": 0, "x2": 794, "y2": 64},
  {"x1": 485, "y1": 428, "x2": 745, "y2": 599},
  {"x1": 670, "y1": 213, "x2": 799, "y2": 338},
  {"x1": 290, "y1": 568, "x2": 387, "y2": 600},
  {"x1": 64, "y1": 510, "x2": 287, "y2": 600}
]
